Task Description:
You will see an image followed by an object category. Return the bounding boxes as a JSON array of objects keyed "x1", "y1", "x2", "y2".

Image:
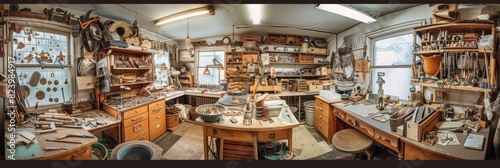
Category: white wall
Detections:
[{"x1": 327, "y1": 4, "x2": 493, "y2": 106}]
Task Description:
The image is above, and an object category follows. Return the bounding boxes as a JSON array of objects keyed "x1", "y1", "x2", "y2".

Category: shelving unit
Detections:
[
  {"x1": 412, "y1": 22, "x2": 496, "y2": 103},
  {"x1": 225, "y1": 51, "x2": 260, "y2": 90}
]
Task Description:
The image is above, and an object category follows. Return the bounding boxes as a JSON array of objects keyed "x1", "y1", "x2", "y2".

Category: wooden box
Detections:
[
  {"x1": 405, "y1": 109, "x2": 441, "y2": 142},
  {"x1": 308, "y1": 84, "x2": 323, "y2": 92},
  {"x1": 250, "y1": 85, "x2": 281, "y2": 93},
  {"x1": 297, "y1": 79, "x2": 308, "y2": 92},
  {"x1": 299, "y1": 53, "x2": 314, "y2": 64}
]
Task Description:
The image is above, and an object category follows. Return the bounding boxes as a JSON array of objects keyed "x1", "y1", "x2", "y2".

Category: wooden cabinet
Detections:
[
  {"x1": 314, "y1": 97, "x2": 333, "y2": 144},
  {"x1": 149, "y1": 100, "x2": 166, "y2": 141},
  {"x1": 404, "y1": 142, "x2": 456, "y2": 160},
  {"x1": 45, "y1": 145, "x2": 92, "y2": 160},
  {"x1": 103, "y1": 99, "x2": 167, "y2": 142}
]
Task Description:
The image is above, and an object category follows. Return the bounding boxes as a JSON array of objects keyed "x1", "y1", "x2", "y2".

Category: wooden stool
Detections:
[{"x1": 331, "y1": 129, "x2": 375, "y2": 160}]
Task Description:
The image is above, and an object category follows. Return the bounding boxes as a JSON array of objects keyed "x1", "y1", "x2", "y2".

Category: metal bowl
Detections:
[{"x1": 195, "y1": 104, "x2": 225, "y2": 123}]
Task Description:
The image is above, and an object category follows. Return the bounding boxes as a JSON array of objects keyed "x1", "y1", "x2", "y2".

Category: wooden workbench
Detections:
[
  {"x1": 187, "y1": 115, "x2": 300, "y2": 160},
  {"x1": 331, "y1": 100, "x2": 492, "y2": 160},
  {"x1": 35, "y1": 127, "x2": 98, "y2": 160}
]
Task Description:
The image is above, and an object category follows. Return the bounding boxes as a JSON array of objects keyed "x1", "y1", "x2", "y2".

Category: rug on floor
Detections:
[
  {"x1": 155, "y1": 133, "x2": 183, "y2": 155},
  {"x1": 162, "y1": 124, "x2": 204, "y2": 160}
]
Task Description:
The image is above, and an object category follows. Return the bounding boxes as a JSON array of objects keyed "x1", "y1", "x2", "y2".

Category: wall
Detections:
[{"x1": 327, "y1": 4, "x2": 493, "y2": 108}]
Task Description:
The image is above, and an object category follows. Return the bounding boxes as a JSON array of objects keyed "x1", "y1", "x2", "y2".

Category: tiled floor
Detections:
[{"x1": 155, "y1": 122, "x2": 398, "y2": 160}]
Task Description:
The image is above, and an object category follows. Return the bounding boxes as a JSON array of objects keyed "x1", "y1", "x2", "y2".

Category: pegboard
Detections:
[
  {"x1": 12, "y1": 30, "x2": 69, "y2": 65},
  {"x1": 17, "y1": 67, "x2": 72, "y2": 107}
]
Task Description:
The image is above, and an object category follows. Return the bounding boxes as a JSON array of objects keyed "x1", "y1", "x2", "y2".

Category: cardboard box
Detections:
[
  {"x1": 321, "y1": 66, "x2": 328, "y2": 75},
  {"x1": 308, "y1": 84, "x2": 323, "y2": 92}
]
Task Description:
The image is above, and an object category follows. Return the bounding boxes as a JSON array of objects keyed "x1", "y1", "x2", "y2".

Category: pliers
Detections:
[{"x1": 57, "y1": 133, "x2": 95, "y2": 140}]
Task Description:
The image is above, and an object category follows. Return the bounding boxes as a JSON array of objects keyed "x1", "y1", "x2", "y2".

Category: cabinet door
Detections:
[{"x1": 149, "y1": 119, "x2": 167, "y2": 141}]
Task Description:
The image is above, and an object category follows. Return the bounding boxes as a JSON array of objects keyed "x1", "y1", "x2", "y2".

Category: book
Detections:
[{"x1": 464, "y1": 134, "x2": 484, "y2": 150}]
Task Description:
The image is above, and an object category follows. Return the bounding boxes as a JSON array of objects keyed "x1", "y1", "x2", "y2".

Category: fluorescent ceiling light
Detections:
[
  {"x1": 316, "y1": 4, "x2": 377, "y2": 24},
  {"x1": 248, "y1": 4, "x2": 262, "y2": 24},
  {"x1": 155, "y1": 6, "x2": 214, "y2": 26}
]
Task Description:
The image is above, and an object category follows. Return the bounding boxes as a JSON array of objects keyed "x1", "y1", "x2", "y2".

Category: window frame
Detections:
[
  {"x1": 8, "y1": 18, "x2": 76, "y2": 110},
  {"x1": 369, "y1": 30, "x2": 414, "y2": 100},
  {"x1": 194, "y1": 48, "x2": 226, "y2": 85}
]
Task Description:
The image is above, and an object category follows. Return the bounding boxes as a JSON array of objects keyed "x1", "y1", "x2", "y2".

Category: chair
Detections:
[{"x1": 331, "y1": 129, "x2": 375, "y2": 160}]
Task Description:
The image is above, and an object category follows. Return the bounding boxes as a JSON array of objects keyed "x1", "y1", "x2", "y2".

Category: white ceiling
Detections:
[{"x1": 54, "y1": 4, "x2": 419, "y2": 41}]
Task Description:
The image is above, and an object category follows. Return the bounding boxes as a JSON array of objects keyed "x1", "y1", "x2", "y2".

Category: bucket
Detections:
[
  {"x1": 304, "y1": 101, "x2": 315, "y2": 126},
  {"x1": 166, "y1": 112, "x2": 180, "y2": 129},
  {"x1": 98, "y1": 138, "x2": 116, "y2": 159},
  {"x1": 92, "y1": 142, "x2": 108, "y2": 160}
]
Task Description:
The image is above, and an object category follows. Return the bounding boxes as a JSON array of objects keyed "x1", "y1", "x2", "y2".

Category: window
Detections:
[
  {"x1": 371, "y1": 33, "x2": 414, "y2": 100},
  {"x1": 12, "y1": 27, "x2": 72, "y2": 107},
  {"x1": 197, "y1": 51, "x2": 225, "y2": 85},
  {"x1": 154, "y1": 52, "x2": 170, "y2": 87}
]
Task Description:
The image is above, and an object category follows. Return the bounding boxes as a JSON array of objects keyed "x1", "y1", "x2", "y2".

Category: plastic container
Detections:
[
  {"x1": 92, "y1": 142, "x2": 108, "y2": 160},
  {"x1": 319, "y1": 90, "x2": 341, "y2": 102},
  {"x1": 303, "y1": 100, "x2": 316, "y2": 126}
]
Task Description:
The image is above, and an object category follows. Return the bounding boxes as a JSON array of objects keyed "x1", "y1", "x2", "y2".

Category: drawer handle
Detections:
[
  {"x1": 140, "y1": 136, "x2": 145, "y2": 140},
  {"x1": 157, "y1": 116, "x2": 160, "y2": 119},
  {"x1": 135, "y1": 110, "x2": 138, "y2": 113},
  {"x1": 131, "y1": 116, "x2": 144, "y2": 121},
  {"x1": 71, "y1": 150, "x2": 88, "y2": 160},
  {"x1": 212, "y1": 129, "x2": 217, "y2": 136},
  {"x1": 318, "y1": 107, "x2": 323, "y2": 111},
  {"x1": 269, "y1": 133, "x2": 275, "y2": 139},
  {"x1": 133, "y1": 123, "x2": 142, "y2": 132},
  {"x1": 319, "y1": 115, "x2": 322, "y2": 119},
  {"x1": 152, "y1": 107, "x2": 162, "y2": 112},
  {"x1": 157, "y1": 102, "x2": 159, "y2": 105},
  {"x1": 319, "y1": 124, "x2": 322, "y2": 128}
]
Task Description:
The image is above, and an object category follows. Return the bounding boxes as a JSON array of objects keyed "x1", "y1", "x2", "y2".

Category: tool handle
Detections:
[{"x1": 57, "y1": 134, "x2": 68, "y2": 140}]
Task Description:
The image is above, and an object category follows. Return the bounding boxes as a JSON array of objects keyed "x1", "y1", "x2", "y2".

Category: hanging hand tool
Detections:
[
  {"x1": 44, "y1": 147, "x2": 68, "y2": 151},
  {"x1": 46, "y1": 139, "x2": 83, "y2": 144},
  {"x1": 57, "y1": 133, "x2": 95, "y2": 140},
  {"x1": 484, "y1": 48, "x2": 490, "y2": 88}
]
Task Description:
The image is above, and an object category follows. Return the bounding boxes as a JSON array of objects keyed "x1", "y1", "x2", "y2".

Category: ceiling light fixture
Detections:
[
  {"x1": 248, "y1": 4, "x2": 262, "y2": 24},
  {"x1": 315, "y1": 4, "x2": 377, "y2": 24},
  {"x1": 155, "y1": 6, "x2": 215, "y2": 26}
]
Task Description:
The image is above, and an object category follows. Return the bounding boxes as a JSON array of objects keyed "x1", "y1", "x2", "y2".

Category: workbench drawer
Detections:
[
  {"x1": 123, "y1": 105, "x2": 148, "y2": 120},
  {"x1": 257, "y1": 130, "x2": 289, "y2": 141},
  {"x1": 149, "y1": 109, "x2": 166, "y2": 124},
  {"x1": 315, "y1": 105, "x2": 330, "y2": 123},
  {"x1": 149, "y1": 119, "x2": 166, "y2": 141},
  {"x1": 404, "y1": 143, "x2": 453, "y2": 160},
  {"x1": 149, "y1": 100, "x2": 165, "y2": 112},
  {"x1": 125, "y1": 129, "x2": 149, "y2": 142},
  {"x1": 124, "y1": 118, "x2": 149, "y2": 140},
  {"x1": 123, "y1": 112, "x2": 149, "y2": 128},
  {"x1": 315, "y1": 98, "x2": 330, "y2": 110},
  {"x1": 206, "y1": 127, "x2": 222, "y2": 138},
  {"x1": 333, "y1": 108, "x2": 346, "y2": 119},
  {"x1": 222, "y1": 130, "x2": 254, "y2": 142},
  {"x1": 315, "y1": 116, "x2": 329, "y2": 139},
  {"x1": 47, "y1": 145, "x2": 91, "y2": 160}
]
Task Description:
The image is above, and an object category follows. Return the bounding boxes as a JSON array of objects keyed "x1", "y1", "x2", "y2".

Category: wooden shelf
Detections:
[
  {"x1": 113, "y1": 67, "x2": 151, "y2": 71},
  {"x1": 413, "y1": 23, "x2": 495, "y2": 33},
  {"x1": 411, "y1": 82, "x2": 491, "y2": 93},
  {"x1": 275, "y1": 75, "x2": 328, "y2": 78},
  {"x1": 269, "y1": 62, "x2": 329, "y2": 65},
  {"x1": 413, "y1": 49, "x2": 493, "y2": 56},
  {"x1": 110, "y1": 81, "x2": 152, "y2": 87},
  {"x1": 108, "y1": 46, "x2": 152, "y2": 55},
  {"x1": 263, "y1": 50, "x2": 329, "y2": 56}
]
